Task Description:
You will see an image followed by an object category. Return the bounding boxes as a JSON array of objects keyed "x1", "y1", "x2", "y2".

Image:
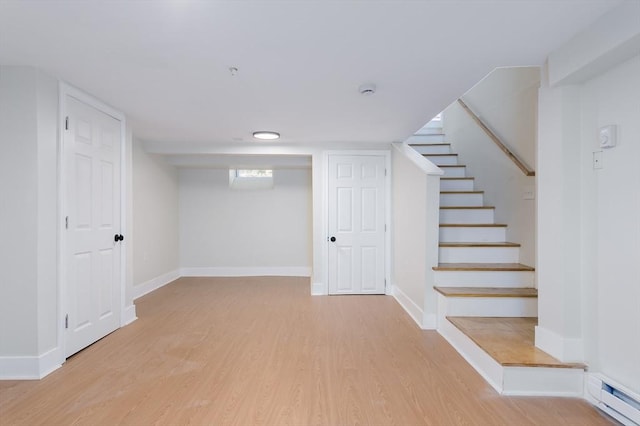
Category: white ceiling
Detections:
[{"x1": 0, "y1": 0, "x2": 622, "y2": 149}]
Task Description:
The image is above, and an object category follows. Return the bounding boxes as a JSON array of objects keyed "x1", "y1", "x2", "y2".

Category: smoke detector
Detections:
[{"x1": 358, "y1": 83, "x2": 376, "y2": 96}]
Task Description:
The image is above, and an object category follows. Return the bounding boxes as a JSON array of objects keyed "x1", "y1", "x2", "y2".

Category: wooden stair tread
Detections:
[
  {"x1": 441, "y1": 177, "x2": 474, "y2": 180},
  {"x1": 446, "y1": 317, "x2": 585, "y2": 369},
  {"x1": 439, "y1": 242, "x2": 520, "y2": 247},
  {"x1": 409, "y1": 143, "x2": 450, "y2": 146},
  {"x1": 441, "y1": 191, "x2": 483, "y2": 194},
  {"x1": 440, "y1": 223, "x2": 506, "y2": 227},
  {"x1": 439, "y1": 164, "x2": 466, "y2": 168},
  {"x1": 440, "y1": 206, "x2": 494, "y2": 209},
  {"x1": 423, "y1": 153, "x2": 458, "y2": 156},
  {"x1": 434, "y1": 287, "x2": 537, "y2": 298},
  {"x1": 433, "y1": 263, "x2": 535, "y2": 271}
]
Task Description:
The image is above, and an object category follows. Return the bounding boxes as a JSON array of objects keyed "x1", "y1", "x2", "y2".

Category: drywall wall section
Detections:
[
  {"x1": 0, "y1": 67, "x2": 59, "y2": 373},
  {"x1": 548, "y1": 1, "x2": 640, "y2": 86},
  {"x1": 580, "y1": 54, "x2": 640, "y2": 394},
  {"x1": 391, "y1": 144, "x2": 441, "y2": 328},
  {"x1": 131, "y1": 138, "x2": 180, "y2": 297},
  {"x1": 442, "y1": 67, "x2": 539, "y2": 266},
  {"x1": 537, "y1": 1, "x2": 640, "y2": 394},
  {"x1": 179, "y1": 167, "x2": 312, "y2": 276},
  {"x1": 0, "y1": 67, "x2": 40, "y2": 356}
]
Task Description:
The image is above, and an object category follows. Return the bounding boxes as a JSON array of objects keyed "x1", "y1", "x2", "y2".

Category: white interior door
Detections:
[
  {"x1": 64, "y1": 95, "x2": 122, "y2": 357},
  {"x1": 328, "y1": 154, "x2": 386, "y2": 294}
]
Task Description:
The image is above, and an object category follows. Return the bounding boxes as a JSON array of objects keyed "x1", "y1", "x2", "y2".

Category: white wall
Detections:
[
  {"x1": 442, "y1": 67, "x2": 539, "y2": 266},
  {"x1": 179, "y1": 167, "x2": 312, "y2": 275},
  {"x1": 391, "y1": 143, "x2": 441, "y2": 329},
  {"x1": 131, "y1": 138, "x2": 180, "y2": 297},
  {"x1": 0, "y1": 67, "x2": 58, "y2": 363},
  {"x1": 579, "y1": 54, "x2": 640, "y2": 395},
  {"x1": 536, "y1": 0, "x2": 640, "y2": 394},
  {"x1": 0, "y1": 66, "x2": 39, "y2": 356}
]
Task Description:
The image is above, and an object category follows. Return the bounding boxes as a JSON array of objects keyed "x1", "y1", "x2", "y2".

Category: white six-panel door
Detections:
[
  {"x1": 328, "y1": 155, "x2": 386, "y2": 294},
  {"x1": 64, "y1": 95, "x2": 122, "y2": 357}
]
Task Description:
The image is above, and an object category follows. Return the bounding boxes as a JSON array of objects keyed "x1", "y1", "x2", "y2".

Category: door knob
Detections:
[
  {"x1": 114, "y1": 234, "x2": 124, "y2": 242},
  {"x1": 330, "y1": 236, "x2": 336, "y2": 242}
]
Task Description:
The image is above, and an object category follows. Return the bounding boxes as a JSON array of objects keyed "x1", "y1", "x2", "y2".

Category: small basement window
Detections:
[{"x1": 229, "y1": 168, "x2": 274, "y2": 189}]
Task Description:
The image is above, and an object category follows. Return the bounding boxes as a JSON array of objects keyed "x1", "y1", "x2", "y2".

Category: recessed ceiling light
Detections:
[
  {"x1": 359, "y1": 83, "x2": 376, "y2": 96},
  {"x1": 253, "y1": 131, "x2": 280, "y2": 140}
]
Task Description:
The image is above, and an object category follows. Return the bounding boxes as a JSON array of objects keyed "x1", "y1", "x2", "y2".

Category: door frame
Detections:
[
  {"x1": 56, "y1": 82, "x2": 127, "y2": 365},
  {"x1": 322, "y1": 150, "x2": 391, "y2": 296}
]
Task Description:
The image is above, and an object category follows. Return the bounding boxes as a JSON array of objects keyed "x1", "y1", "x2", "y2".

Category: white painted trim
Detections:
[
  {"x1": 391, "y1": 142, "x2": 444, "y2": 176},
  {"x1": 180, "y1": 267, "x2": 312, "y2": 277},
  {"x1": 133, "y1": 269, "x2": 181, "y2": 300},
  {"x1": 311, "y1": 282, "x2": 327, "y2": 296},
  {"x1": 57, "y1": 82, "x2": 128, "y2": 366},
  {"x1": 535, "y1": 325, "x2": 584, "y2": 362},
  {"x1": 422, "y1": 313, "x2": 437, "y2": 330},
  {"x1": 122, "y1": 305, "x2": 137, "y2": 326},
  {"x1": 392, "y1": 285, "x2": 425, "y2": 329},
  {"x1": 0, "y1": 347, "x2": 62, "y2": 380}
]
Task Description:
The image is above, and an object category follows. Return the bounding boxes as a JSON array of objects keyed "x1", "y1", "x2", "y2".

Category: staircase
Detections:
[{"x1": 409, "y1": 126, "x2": 585, "y2": 396}]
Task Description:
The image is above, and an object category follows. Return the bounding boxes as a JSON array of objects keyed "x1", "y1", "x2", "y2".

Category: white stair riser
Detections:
[
  {"x1": 406, "y1": 134, "x2": 445, "y2": 143},
  {"x1": 437, "y1": 293, "x2": 538, "y2": 317},
  {"x1": 440, "y1": 208, "x2": 494, "y2": 224},
  {"x1": 425, "y1": 155, "x2": 458, "y2": 166},
  {"x1": 502, "y1": 367, "x2": 584, "y2": 396},
  {"x1": 417, "y1": 124, "x2": 443, "y2": 134},
  {"x1": 441, "y1": 167, "x2": 466, "y2": 177},
  {"x1": 434, "y1": 270, "x2": 534, "y2": 287},
  {"x1": 441, "y1": 179, "x2": 474, "y2": 191},
  {"x1": 412, "y1": 144, "x2": 451, "y2": 155},
  {"x1": 440, "y1": 193, "x2": 484, "y2": 207},
  {"x1": 439, "y1": 246, "x2": 520, "y2": 263},
  {"x1": 440, "y1": 226, "x2": 506, "y2": 242}
]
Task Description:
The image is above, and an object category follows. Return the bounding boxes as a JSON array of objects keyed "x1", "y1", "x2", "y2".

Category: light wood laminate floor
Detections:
[{"x1": 0, "y1": 277, "x2": 615, "y2": 425}]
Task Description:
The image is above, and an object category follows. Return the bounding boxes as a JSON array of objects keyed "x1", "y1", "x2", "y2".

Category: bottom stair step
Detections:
[
  {"x1": 446, "y1": 317, "x2": 583, "y2": 369},
  {"x1": 438, "y1": 317, "x2": 586, "y2": 396}
]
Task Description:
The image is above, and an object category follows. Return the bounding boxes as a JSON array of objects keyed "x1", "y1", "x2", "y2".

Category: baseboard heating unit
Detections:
[{"x1": 588, "y1": 375, "x2": 640, "y2": 426}]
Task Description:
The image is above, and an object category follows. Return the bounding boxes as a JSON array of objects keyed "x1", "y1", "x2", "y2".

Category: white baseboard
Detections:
[
  {"x1": 535, "y1": 326, "x2": 584, "y2": 362},
  {"x1": 0, "y1": 347, "x2": 62, "y2": 380},
  {"x1": 392, "y1": 285, "x2": 427, "y2": 329},
  {"x1": 311, "y1": 282, "x2": 327, "y2": 295},
  {"x1": 133, "y1": 269, "x2": 181, "y2": 300},
  {"x1": 180, "y1": 266, "x2": 312, "y2": 277},
  {"x1": 122, "y1": 304, "x2": 137, "y2": 326},
  {"x1": 422, "y1": 313, "x2": 437, "y2": 330}
]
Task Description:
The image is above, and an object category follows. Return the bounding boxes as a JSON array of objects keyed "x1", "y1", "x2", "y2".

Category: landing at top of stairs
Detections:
[{"x1": 446, "y1": 317, "x2": 585, "y2": 369}]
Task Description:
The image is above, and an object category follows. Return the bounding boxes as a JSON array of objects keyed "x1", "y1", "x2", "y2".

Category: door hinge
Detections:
[
  {"x1": 385, "y1": 168, "x2": 387, "y2": 176},
  {"x1": 65, "y1": 116, "x2": 69, "y2": 130},
  {"x1": 65, "y1": 216, "x2": 69, "y2": 229},
  {"x1": 385, "y1": 224, "x2": 387, "y2": 232},
  {"x1": 65, "y1": 314, "x2": 68, "y2": 329}
]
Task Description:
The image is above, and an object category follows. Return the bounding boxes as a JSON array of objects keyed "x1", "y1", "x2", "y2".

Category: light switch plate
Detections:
[{"x1": 593, "y1": 151, "x2": 603, "y2": 169}]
